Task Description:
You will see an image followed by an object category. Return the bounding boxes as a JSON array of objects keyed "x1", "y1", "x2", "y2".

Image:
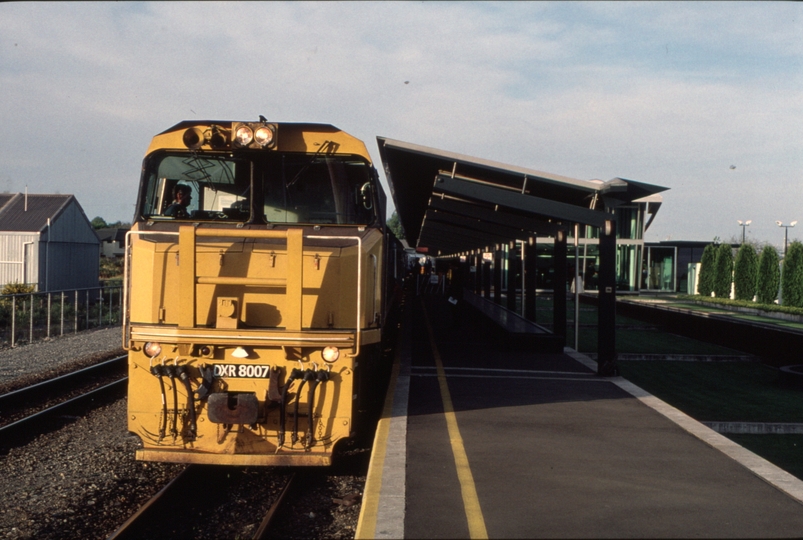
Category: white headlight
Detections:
[
  {"x1": 233, "y1": 125, "x2": 254, "y2": 148},
  {"x1": 254, "y1": 125, "x2": 275, "y2": 147},
  {"x1": 144, "y1": 342, "x2": 162, "y2": 357},
  {"x1": 321, "y1": 346, "x2": 340, "y2": 363}
]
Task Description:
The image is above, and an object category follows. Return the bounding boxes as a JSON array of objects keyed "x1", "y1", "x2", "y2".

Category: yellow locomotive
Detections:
[{"x1": 124, "y1": 119, "x2": 395, "y2": 466}]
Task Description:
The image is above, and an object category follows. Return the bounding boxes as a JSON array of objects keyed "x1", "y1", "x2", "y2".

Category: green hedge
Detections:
[
  {"x1": 677, "y1": 294, "x2": 803, "y2": 317},
  {"x1": 782, "y1": 241, "x2": 803, "y2": 308},
  {"x1": 733, "y1": 243, "x2": 758, "y2": 301}
]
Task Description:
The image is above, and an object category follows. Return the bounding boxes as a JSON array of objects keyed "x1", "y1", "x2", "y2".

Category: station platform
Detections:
[{"x1": 356, "y1": 294, "x2": 803, "y2": 539}]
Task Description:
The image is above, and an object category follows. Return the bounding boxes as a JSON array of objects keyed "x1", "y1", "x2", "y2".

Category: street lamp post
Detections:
[
  {"x1": 737, "y1": 220, "x2": 751, "y2": 243},
  {"x1": 776, "y1": 220, "x2": 798, "y2": 258}
]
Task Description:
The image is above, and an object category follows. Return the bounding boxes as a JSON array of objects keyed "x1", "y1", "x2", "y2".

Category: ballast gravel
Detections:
[
  {"x1": 0, "y1": 328, "x2": 365, "y2": 539},
  {"x1": 0, "y1": 327, "x2": 183, "y2": 540},
  {"x1": 0, "y1": 327, "x2": 124, "y2": 393}
]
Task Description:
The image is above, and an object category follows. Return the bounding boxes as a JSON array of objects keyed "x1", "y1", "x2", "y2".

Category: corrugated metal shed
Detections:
[{"x1": 0, "y1": 193, "x2": 100, "y2": 291}]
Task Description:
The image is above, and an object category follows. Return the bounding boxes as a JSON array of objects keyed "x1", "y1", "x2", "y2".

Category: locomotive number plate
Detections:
[{"x1": 213, "y1": 364, "x2": 271, "y2": 379}]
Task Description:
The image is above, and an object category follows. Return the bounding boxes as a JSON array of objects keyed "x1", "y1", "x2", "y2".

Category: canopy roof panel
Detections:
[{"x1": 377, "y1": 137, "x2": 669, "y2": 255}]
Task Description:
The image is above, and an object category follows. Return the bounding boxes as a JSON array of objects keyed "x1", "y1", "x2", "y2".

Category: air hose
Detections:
[
  {"x1": 149, "y1": 360, "x2": 167, "y2": 441},
  {"x1": 292, "y1": 368, "x2": 316, "y2": 445},
  {"x1": 305, "y1": 366, "x2": 330, "y2": 449},
  {"x1": 176, "y1": 363, "x2": 197, "y2": 440},
  {"x1": 277, "y1": 367, "x2": 302, "y2": 450},
  {"x1": 165, "y1": 361, "x2": 180, "y2": 439}
]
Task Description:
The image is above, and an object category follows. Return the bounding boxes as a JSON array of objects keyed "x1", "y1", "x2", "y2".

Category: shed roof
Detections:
[{"x1": 0, "y1": 193, "x2": 76, "y2": 232}]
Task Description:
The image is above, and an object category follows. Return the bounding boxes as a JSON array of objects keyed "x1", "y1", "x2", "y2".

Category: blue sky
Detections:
[{"x1": 1, "y1": 1, "x2": 800, "y2": 247}]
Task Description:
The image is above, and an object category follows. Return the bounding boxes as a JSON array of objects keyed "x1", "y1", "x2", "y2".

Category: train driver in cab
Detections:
[{"x1": 164, "y1": 184, "x2": 192, "y2": 218}]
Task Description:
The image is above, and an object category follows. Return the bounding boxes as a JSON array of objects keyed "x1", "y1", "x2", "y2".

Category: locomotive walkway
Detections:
[{"x1": 356, "y1": 294, "x2": 803, "y2": 539}]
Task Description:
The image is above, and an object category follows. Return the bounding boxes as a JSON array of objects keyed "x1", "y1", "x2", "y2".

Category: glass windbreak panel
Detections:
[
  {"x1": 577, "y1": 244, "x2": 600, "y2": 291},
  {"x1": 536, "y1": 243, "x2": 556, "y2": 291},
  {"x1": 271, "y1": 155, "x2": 374, "y2": 225},
  {"x1": 567, "y1": 244, "x2": 601, "y2": 292},
  {"x1": 642, "y1": 246, "x2": 676, "y2": 291},
  {"x1": 140, "y1": 154, "x2": 249, "y2": 221},
  {"x1": 616, "y1": 244, "x2": 640, "y2": 292}
]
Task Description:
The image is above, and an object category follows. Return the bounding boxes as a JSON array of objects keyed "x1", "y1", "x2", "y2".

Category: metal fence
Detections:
[{"x1": 0, "y1": 284, "x2": 123, "y2": 347}]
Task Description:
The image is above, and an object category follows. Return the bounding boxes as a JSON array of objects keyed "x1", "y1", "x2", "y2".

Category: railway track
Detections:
[
  {"x1": 0, "y1": 355, "x2": 128, "y2": 447},
  {"x1": 107, "y1": 465, "x2": 297, "y2": 540},
  {"x1": 105, "y1": 440, "x2": 371, "y2": 539}
]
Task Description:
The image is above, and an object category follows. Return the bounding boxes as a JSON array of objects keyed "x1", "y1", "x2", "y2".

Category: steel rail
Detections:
[
  {"x1": 106, "y1": 466, "x2": 194, "y2": 540},
  {"x1": 107, "y1": 467, "x2": 296, "y2": 540},
  {"x1": 0, "y1": 355, "x2": 127, "y2": 409},
  {"x1": 0, "y1": 378, "x2": 127, "y2": 442},
  {"x1": 252, "y1": 472, "x2": 296, "y2": 540}
]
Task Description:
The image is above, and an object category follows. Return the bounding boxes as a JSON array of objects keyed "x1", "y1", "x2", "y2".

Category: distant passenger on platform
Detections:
[{"x1": 164, "y1": 184, "x2": 192, "y2": 218}]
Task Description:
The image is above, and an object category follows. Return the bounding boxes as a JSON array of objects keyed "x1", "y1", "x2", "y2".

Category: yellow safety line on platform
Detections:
[
  {"x1": 355, "y1": 343, "x2": 401, "y2": 539},
  {"x1": 422, "y1": 299, "x2": 489, "y2": 539}
]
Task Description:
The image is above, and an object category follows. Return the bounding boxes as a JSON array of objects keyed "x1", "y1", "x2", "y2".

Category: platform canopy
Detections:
[{"x1": 376, "y1": 137, "x2": 668, "y2": 255}]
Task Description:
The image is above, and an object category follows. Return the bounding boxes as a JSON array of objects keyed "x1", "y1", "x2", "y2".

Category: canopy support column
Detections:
[
  {"x1": 553, "y1": 229, "x2": 567, "y2": 341},
  {"x1": 482, "y1": 252, "x2": 492, "y2": 299},
  {"x1": 473, "y1": 252, "x2": 481, "y2": 294},
  {"x1": 507, "y1": 241, "x2": 518, "y2": 312},
  {"x1": 493, "y1": 244, "x2": 503, "y2": 305},
  {"x1": 524, "y1": 237, "x2": 537, "y2": 322},
  {"x1": 598, "y1": 219, "x2": 617, "y2": 376}
]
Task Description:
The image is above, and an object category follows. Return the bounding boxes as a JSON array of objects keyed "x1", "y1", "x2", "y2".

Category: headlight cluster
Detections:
[
  {"x1": 232, "y1": 122, "x2": 277, "y2": 149},
  {"x1": 182, "y1": 120, "x2": 278, "y2": 150}
]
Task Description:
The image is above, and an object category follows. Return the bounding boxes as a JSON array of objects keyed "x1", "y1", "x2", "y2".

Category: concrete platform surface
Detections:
[{"x1": 357, "y1": 295, "x2": 803, "y2": 539}]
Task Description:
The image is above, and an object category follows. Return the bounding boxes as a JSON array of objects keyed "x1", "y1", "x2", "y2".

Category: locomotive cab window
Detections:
[
  {"x1": 271, "y1": 156, "x2": 375, "y2": 225},
  {"x1": 140, "y1": 154, "x2": 248, "y2": 222},
  {"x1": 139, "y1": 151, "x2": 377, "y2": 225}
]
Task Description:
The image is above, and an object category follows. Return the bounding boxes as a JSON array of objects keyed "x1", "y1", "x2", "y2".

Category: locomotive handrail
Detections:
[
  {"x1": 195, "y1": 277, "x2": 286, "y2": 286},
  {"x1": 194, "y1": 229, "x2": 292, "y2": 239}
]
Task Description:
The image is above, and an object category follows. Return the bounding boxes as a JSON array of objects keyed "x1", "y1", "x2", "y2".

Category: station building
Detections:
[{"x1": 522, "y1": 189, "x2": 666, "y2": 295}]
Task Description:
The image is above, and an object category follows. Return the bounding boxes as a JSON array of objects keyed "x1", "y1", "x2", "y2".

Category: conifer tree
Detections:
[
  {"x1": 756, "y1": 246, "x2": 780, "y2": 304},
  {"x1": 781, "y1": 241, "x2": 803, "y2": 307},
  {"x1": 697, "y1": 244, "x2": 716, "y2": 296},
  {"x1": 712, "y1": 243, "x2": 733, "y2": 298},
  {"x1": 733, "y1": 243, "x2": 758, "y2": 301}
]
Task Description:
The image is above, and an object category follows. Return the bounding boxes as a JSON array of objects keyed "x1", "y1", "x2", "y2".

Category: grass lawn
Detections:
[
  {"x1": 726, "y1": 434, "x2": 803, "y2": 481},
  {"x1": 616, "y1": 361, "x2": 803, "y2": 422},
  {"x1": 618, "y1": 361, "x2": 803, "y2": 481},
  {"x1": 571, "y1": 328, "x2": 741, "y2": 355}
]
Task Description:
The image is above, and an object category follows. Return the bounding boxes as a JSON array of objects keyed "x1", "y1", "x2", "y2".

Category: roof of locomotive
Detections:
[{"x1": 146, "y1": 120, "x2": 373, "y2": 163}]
